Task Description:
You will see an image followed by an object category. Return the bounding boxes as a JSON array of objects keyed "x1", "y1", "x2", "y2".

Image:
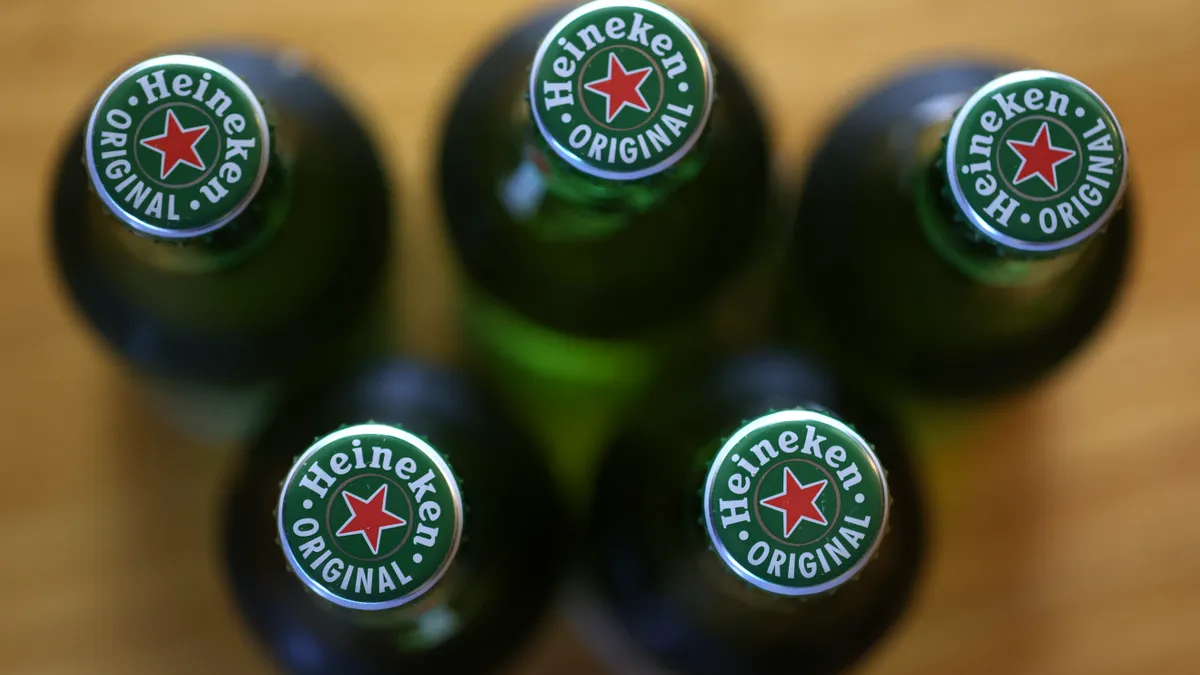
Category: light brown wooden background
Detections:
[{"x1": 1, "y1": 0, "x2": 1198, "y2": 673}]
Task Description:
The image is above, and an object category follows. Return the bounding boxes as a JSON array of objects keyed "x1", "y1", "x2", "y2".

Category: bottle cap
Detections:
[
  {"x1": 277, "y1": 424, "x2": 464, "y2": 611},
  {"x1": 703, "y1": 410, "x2": 889, "y2": 596},
  {"x1": 529, "y1": 0, "x2": 714, "y2": 181},
  {"x1": 85, "y1": 54, "x2": 270, "y2": 239},
  {"x1": 944, "y1": 70, "x2": 1127, "y2": 254}
]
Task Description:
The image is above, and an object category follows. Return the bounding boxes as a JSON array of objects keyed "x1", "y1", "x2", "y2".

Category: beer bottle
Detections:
[
  {"x1": 224, "y1": 359, "x2": 564, "y2": 674},
  {"x1": 438, "y1": 0, "x2": 773, "y2": 490},
  {"x1": 782, "y1": 65, "x2": 1130, "y2": 398},
  {"x1": 585, "y1": 350, "x2": 923, "y2": 675},
  {"x1": 51, "y1": 49, "x2": 392, "y2": 438}
]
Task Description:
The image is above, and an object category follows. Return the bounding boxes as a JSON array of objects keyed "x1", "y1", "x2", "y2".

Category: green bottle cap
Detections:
[
  {"x1": 277, "y1": 424, "x2": 464, "y2": 611},
  {"x1": 944, "y1": 70, "x2": 1127, "y2": 254},
  {"x1": 85, "y1": 54, "x2": 270, "y2": 239},
  {"x1": 703, "y1": 410, "x2": 889, "y2": 596},
  {"x1": 529, "y1": 0, "x2": 714, "y2": 181}
]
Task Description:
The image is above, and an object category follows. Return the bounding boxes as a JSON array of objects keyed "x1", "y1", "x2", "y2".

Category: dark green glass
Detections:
[
  {"x1": 224, "y1": 359, "x2": 564, "y2": 675},
  {"x1": 587, "y1": 350, "x2": 924, "y2": 675},
  {"x1": 438, "y1": 1, "x2": 773, "y2": 490},
  {"x1": 781, "y1": 62, "x2": 1132, "y2": 399},
  {"x1": 50, "y1": 47, "x2": 392, "y2": 438}
]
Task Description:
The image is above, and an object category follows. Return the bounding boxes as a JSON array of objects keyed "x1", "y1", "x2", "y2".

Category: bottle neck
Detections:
[
  {"x1": 913, "y1": 124, "x2": 1085, "y2": 288},
  {"x1": 102, "y1": 130, "x2": 290, "y2": 274},
  {"x1": 326, "y1": 570, "x2": 471, "y2": 644},
  {"x1": 496, "y1": 90, "x2": 710, "y2": 232}
]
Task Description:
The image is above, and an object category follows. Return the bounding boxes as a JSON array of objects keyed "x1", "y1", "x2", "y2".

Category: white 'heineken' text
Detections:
[
  {"x1": 95, "y1": 68, "x2": 257, "y2": 221},
  {"x1": 289, "y1": 444, "x2": 446, "y2": 598},
  {"x1": 540, "y1": 11, "x2": 696, "y2": 167},
  {"x1": 718, "y1": 424, "x2": 865, "y2": 522},
  {"x1": 958, "y1": 84, "x2": 1119, "y2": 235}
]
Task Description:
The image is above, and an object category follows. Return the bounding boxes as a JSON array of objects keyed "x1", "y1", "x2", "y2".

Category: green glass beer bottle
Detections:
[
  {"x1": 782, "y1": 65, "x2": 1131, "y2": 398},
  {"x1": 224, "y1": 359, "x2": 564, "y2": 674},
  {"x1": 438, "y1": 0, "x2": 773, "y2": 488},
  {"x1": 51, "y1": 49, "x2": 392, "y2": 438},
  {"x1": 584, "y1": 350, "x2": 923, "y2": 675}
]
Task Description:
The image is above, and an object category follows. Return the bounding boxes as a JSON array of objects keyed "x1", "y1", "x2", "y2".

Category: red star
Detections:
[
  {"x1": 334, "y1": 484, "x2": 407, "y2": 555},
  {"x1": 139, "y1": 109, "x2": 209, "y2": 180},
  {"x1": 583, "y1": 53, "x2": 653, "y2": 124},
  {"x1": 759, "y1": 467, "x2": 828, "y2": 538},
  {"x1": 1006, "y1": 121, "x2": 1077, "y2": 191}
]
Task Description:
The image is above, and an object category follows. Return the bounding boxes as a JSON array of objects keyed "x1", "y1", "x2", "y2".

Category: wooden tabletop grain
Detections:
[{"x1": 1, "y1": 1, "x2": 1198, "y2": 673}]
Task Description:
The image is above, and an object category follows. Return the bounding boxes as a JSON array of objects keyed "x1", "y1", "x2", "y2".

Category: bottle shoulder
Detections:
[
  {"x1": 225, "y1": 359, "x2": 565, "y2": 673},
  {"x1": 590, "y1": 351, "x2": 925, "y2": 674},
  {"x1": 51, "y1": 45, "x2": 393, "y2": 382},
  {"x1": 437, "y1": 10, "x2": 773, "y2": 335}
]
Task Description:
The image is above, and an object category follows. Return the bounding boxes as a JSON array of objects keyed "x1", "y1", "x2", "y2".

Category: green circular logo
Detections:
[
  {"x1": 703, "y1": 410, "x2": 888, "y2": 596},
  {"x1": 277, "y1": 424, "x2": 464, "y2": 611},
  {"x1": 945, "y1": 70, "x2": 1127, "y2": 253},
  {"x1": 85, "y1": 54, "x2": 270, "y2": 239},
  {"x1": 529, "y1": 0, "x2": 714, "y2": 181}
]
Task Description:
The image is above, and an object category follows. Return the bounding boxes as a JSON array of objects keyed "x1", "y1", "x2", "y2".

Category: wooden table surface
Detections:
[{"x1": 1, "y1": 0, "x2": 1198, "y2": 673}]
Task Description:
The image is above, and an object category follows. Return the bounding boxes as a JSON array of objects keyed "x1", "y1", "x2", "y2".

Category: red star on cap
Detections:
[
  {"x1": 139, "y1": 109, "x2": 209, "y2": 180},
  {"x1": 583, "y1": 52, "x2": 653, "y2": 124},
  {"x1": 334, "y1": 484, "x2": 407, "y2": 555},
  {"x1": 759, "y1": 467, "x2": 828, "y2": 538},
  {"x1": 1006, "y1": 121, "x2": 1077, "y2": 191}
]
